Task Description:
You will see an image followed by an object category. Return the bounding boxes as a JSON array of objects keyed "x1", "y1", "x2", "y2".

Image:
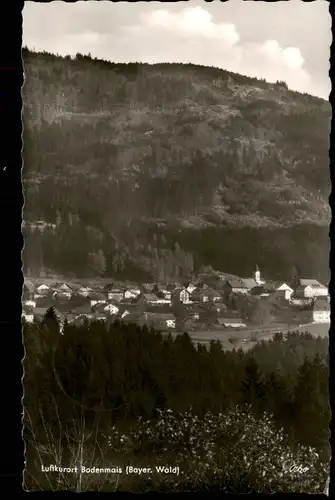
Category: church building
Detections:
[{"x1": 242, "y1": 265, "x2": 265, "y2": 291}]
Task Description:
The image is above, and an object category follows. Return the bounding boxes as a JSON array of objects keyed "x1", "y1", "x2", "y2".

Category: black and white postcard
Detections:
[{"x1": 21, "y1": 1, "x2": 331, "y2": 493}]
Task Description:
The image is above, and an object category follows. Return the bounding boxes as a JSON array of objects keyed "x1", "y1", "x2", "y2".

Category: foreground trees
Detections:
[{"x1": 23, "y1": 316, "x2": 329, "y2": 492}]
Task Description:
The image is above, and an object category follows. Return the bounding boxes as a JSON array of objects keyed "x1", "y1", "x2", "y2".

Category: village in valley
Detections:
[{"x1": 22, "y1": 265, "x2": 330, "y2": 349}]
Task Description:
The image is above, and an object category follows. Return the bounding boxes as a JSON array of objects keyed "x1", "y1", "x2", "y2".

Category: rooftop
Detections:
[
  {"x1": 144, "y1": 312, "x2": 176, "y2": 321},
  {"x1": 242, "y1": 278, "x2": 258, "y2": 289},
  {"x1": 299, "y1": 279, "x2": 327, "y2": 288},
  {"x1": 226, "y1": 279, "x2": 248, "y2": 288}
]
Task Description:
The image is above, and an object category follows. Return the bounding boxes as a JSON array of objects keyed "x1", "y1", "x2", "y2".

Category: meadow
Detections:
[{"x1": 188, "y1": 322, "x2": 329, "y2": 351}]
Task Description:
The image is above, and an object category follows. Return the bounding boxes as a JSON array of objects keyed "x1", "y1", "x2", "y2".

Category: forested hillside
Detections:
[{"x1": 22, "y1": 49, "x2": 331, "y2": 281}]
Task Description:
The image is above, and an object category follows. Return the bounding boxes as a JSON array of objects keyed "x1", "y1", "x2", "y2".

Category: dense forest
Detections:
[
  {"x1": 23, "y1": 311, "x2": 329, "y2": 492},
  {"x1": 22, "y1": 49, "x2": 331, "y2": 281}
]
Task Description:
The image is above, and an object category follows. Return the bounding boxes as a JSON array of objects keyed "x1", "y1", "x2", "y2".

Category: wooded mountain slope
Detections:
[{"x1": 22, "y1": 49, "x2": 331, "y2": 281}]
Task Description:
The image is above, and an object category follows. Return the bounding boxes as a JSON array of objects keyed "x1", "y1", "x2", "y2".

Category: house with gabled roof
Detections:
[
  {"x1": 185, "y1": 282, "x2": 197, "y2": 294},
  {"x1": 104, "y1": 302, "x2": 120, "y2": 316},
  {"x1": 242, "y1": 278, "x2": 258, "y2": 291},
  {"x1": 56, "y1": 282, "x2": 72, "y2": 292},
  {"x1": 52, "y1": 282, "x2": 73, "y2": 299},
  {"x1": 124, "y1": 287, "x2": 141, "y2": 300},
  {"x1": 294, "y1": 279, "x2": 328, "y2": 299},
  {"x1": 223, "y1": 279, "x2": 249, "y2": 299},
  {"x1": 251, "y1": 281, "x2": 294, "y2": 302},
  {"x1": 274, "y1": 283, "x2": 294, "y2": 301},
  {"x1": 107, "y1": 287, "x2": 125, "y2": 302},
  {"x1": 92, "y1": 302, "x2": 119, "y2": 316},
  {"x1": 35, "y1": 283, "x2": 52, "y2": 297},
  {"x1": 53, "y1": 290, "x2": 72, "y2": 300}
]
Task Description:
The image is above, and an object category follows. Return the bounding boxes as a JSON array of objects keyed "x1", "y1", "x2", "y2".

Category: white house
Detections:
[
  {"x1": 181, "y1": 288, "x2": 192, "y2": 304},
  {"x1": 124, "y1": 288, "x2": 141, "y2": 300},
  {"x1": 107, "y1": 288, "x2": 124, "y2": 302},
  {"x1": 23, "y1": 299, "x2": 36, "y2": 308},
  {"x1": 186, "y1": 283, "x2": 197, "y2": 294},
  {"x1": 265, "y1": 282, "x2": 294, "y2": 302},
  {"x1": 58, "y1": 283, "x2": 72, "y2": 292},
  {"x1": 313, "y1": 296, "x2": 330, "y2": 324},
  {"x1": 295, "y1": 279, "x2": 328, "y2": 298},
  {"x1": 276, "y1": 283, "x2": 294, "y2": 300},
  {"x1": 242, "y1": 278, "x2": 258, "y2": 291},
  {"x1": 103, "y1": 303, "x2": 119, "y2": 315},
  {"x1": 53, "y1": 283, "x2": 72, "y2": 299},
  {"x1": 35, "y1": 283, "x2": 51, "y2": 297}
]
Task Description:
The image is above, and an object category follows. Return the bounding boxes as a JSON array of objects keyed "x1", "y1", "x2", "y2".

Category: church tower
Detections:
[{"x1": 255, "y1": 264, "x2": 261, "y2": 285}]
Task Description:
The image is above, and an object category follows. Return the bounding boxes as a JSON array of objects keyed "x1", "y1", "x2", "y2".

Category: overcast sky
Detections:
[{"x1": 23, "y1": 1, "x2": 330, "y2": 99}]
